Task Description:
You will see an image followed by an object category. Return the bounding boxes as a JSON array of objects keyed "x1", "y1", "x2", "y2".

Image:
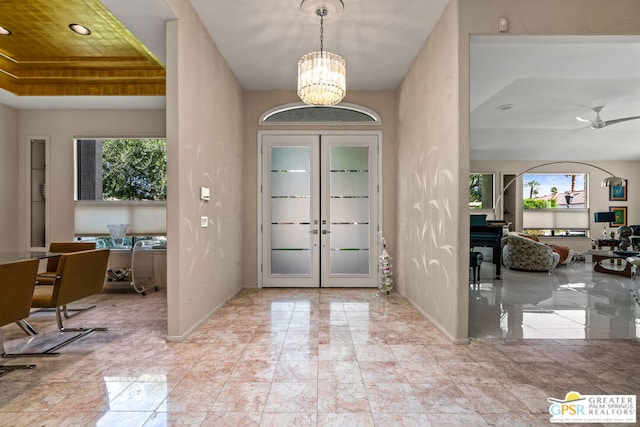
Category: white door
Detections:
[{"x1": 260, "y1": 132, "x2": 379, "y2": 288}]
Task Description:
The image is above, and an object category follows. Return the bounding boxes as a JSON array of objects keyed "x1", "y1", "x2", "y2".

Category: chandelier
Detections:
[{"x1": 297, "y1": 2, "x2": 346, "y2": 106}]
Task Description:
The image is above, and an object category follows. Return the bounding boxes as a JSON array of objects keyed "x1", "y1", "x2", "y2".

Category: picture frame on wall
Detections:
[
  {"x1": 609, "y1": 206, "x2": 627, "y2": 227},
  {"x1": 609, "y1": 180, "x2": 627, "y2": 201}
]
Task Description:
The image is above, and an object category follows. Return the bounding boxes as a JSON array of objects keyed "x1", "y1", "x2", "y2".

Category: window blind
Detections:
[
  {"x1": 75, "y1": 201, "x2": 166, "y2": 236},
  {"x1": 523, "y1": 209, "x2": 589, "y2": 230}
]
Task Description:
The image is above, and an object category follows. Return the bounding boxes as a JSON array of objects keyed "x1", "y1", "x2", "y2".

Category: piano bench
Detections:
[{"x1": 470, "y1": 251, "x2": 484, "y2": 285}]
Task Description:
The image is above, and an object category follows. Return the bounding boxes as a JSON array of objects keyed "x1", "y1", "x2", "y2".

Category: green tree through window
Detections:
[
  {"x1": 102, "y1": 139, "x2": 167, "y2": 201},
  {"x1": 469, "y1": 173, "x2": 493, "y2": 209}
]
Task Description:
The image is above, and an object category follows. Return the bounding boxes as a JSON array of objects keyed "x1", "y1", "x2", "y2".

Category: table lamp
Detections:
[{"x1": 594, "y1": 211, "x2": 616, "y2": 239}]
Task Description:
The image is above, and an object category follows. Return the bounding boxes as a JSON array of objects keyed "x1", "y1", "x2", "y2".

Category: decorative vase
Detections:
[
  {"x1": 107, "y1": 224, "x2": 129, "y2": 248},
  {"x1": 378, "y1": 236, "x2": 393, "y2": 295},
  {"x1": 39, "y1": 182, "x2": 47, "y2": 201}
]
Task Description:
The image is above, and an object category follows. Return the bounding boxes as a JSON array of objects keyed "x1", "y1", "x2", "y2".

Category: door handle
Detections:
[
  {"x1": 310, "y1": 229, "x2": 318, "y2": 234},
  {"x1": 322, "y1": 230, "x2": 331, "y2": 234}
]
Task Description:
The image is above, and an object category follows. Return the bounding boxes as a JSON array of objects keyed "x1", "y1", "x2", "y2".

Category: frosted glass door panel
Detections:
[
  {"x1": 270, "y1": 146, "x2": 311, "y2": 275},
  {"x1": 271, "y1": 224, "x2": 312, "y2": 250},
  {"x1": 328, "y1": 146, "x2": 370, "y2": 275},
  {"x1": 330, "y1": 172, "x2": 369, "y2": 196},
  {"x1": 272, "y1": 146, "x2": 310, "y2": 170},
  {"x1": 330, "y1": 199, "x2": 370, "y2": 223},
  {"x1": 271, "y1": 198, "x2": 310, "y2": 223},
  {"x1": 272, "y1": 251, "x2": 311, "y2": 275},
  {"x1": 330, "y1": 147, "x2": 369, "y2": 170},
  {"x1": 330, "y1": 251, "x2": 369, "y2": 275},
  {"x1": 271, "y1": 172, "x2": 310, "y2": 196},
  {"x1": 330, "y1": 224, "x2": 369, "y2": 249}
]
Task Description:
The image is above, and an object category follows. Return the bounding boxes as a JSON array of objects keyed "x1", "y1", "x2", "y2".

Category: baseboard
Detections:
[
  {"x1": 166, "y1": 286, "x2": 243, "y2": 343},
  {"x1": 397, "y1": 288, "x2": 470, "y2": 345}
]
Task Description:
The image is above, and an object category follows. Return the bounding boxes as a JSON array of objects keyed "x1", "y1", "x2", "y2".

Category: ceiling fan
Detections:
[{"x1": 576, "y1": 106, "x2": 640, "y2": 129}]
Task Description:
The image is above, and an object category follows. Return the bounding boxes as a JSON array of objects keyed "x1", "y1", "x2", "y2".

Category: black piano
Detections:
[{"x1": 470, "y1": 215, "x2": 505, "y2": 279}]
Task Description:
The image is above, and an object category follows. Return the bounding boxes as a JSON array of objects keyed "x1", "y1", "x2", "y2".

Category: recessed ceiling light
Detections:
[
  {"x1": 495, "y1": 104, "x2": 516, "y2": 111},
  {"x1": 69, "y1": 24, "x2": 91, "y2": 35},
  {"x1": 0, "y1": 26, "x2": 11, "y2": 35}
]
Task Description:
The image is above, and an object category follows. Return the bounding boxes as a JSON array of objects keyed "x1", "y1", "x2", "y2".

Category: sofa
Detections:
[{"x1": 502, "y1": 233, "x2": 560, "y2": 273}]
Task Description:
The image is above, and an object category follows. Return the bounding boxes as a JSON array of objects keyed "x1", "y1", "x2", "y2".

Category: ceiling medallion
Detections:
[{"x1": 297, "y1": 0, "x2": 346, "y2": 106}]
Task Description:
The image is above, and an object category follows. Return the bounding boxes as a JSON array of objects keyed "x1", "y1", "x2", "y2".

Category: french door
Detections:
[{"x1": 260, "y1": 132, "x2": 380, "y2": 288}]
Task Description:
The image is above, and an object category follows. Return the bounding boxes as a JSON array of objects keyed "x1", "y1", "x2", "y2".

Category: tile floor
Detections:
[
  {"x1": 470, "y1": 256, "x2": 640, "y2": 340},
  {"x1": 0, "y1": 275, "x2": 638, "y2": 426}
]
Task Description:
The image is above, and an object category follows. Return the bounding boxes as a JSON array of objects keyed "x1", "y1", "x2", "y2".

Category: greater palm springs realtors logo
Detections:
[{"x1": 548, "y1": 391, "x2": 636, "y2": 423}]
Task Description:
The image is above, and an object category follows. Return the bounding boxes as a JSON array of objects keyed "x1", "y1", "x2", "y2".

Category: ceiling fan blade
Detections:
[
  {"x1": 604, "y1": 115, "x2": 640, "y2": 127},
  {"x1": 576, "y1": 116, "x2": 592, "y2": 123}
]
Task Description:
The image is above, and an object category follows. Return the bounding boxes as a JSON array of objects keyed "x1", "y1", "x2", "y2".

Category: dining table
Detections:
[
  {"x1": 0, "y1": 251, "x2": 62, "y2": 335},
  {"x1": 0, "y1": 251, "x2": 61, "y2": 264}
]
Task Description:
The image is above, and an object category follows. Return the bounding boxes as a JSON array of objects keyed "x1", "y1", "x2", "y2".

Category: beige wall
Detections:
[
  {"x1": 0, "y1": 104, "x2": 18, "y2": 251},
  {"x1": 459, "y1": 0, "x2": 640, "y2": 34},
  {"x1": 165, "y1": 0, "x2": 245, "y2": 339},
  {"x1": 396, "y1": 1, "x2": 467, "y2": 342},
  {"x1": 15, "y1": 110, "x2": 165, "y2": 250},
  {"x1": 242, "y1": 90, "x2": 398, "y2": 287}
]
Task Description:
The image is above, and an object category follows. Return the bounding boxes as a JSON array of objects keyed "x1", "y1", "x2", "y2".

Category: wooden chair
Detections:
[
  {"x1": 36, "y1": 242, "x2": 97, "y2": 319},
  {"x1": 19, "y1": 249, "x2": 111, "y2": 355},
  {"x1": 0, "y1": 259, "x2": 39, "y2": 375}
]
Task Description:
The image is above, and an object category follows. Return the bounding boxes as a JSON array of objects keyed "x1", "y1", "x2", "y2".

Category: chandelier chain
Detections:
[
  {"x1": 317, "y1": 7, "x2": 327, "y2": 53},
  {"x1": 320, "y1": 14, "x2": 324, "y2": 53}
]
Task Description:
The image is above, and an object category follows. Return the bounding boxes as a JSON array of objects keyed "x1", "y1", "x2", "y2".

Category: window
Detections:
[
  {"x1": 77, "y1": 138, "x2": 166, "y2": 201},
  {"x1": 74, "y1": 138, "x2": 167, "y2": 246},
  {"x1": 260, "y1": 102, "x2": 380, "y2": 124},
  {"x1": 469, "y1": 173, "x2": 494, "y2": 209},
  {"x1": 521, "y1": 173, "x2": 589, "y2": 237}
]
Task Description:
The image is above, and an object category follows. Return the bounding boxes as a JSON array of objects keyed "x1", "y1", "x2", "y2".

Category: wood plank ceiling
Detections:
[{"x1": 0, "y1": 0, "x2": 165, "y2": 96}]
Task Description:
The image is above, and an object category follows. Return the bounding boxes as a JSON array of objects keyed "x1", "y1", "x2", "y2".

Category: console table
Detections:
[{"x1": 106, "y1": 242, "x2": 166, "y2": 295}]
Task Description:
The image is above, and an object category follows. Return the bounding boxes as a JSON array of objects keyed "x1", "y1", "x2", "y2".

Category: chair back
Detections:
[
  {"x1": 45, "y1": 242, "x2": 97, "y2": 273},
  {"x1": 52, "y1": 249, "x2": 110, "y2": 306},
  {"x1": 0, "y1": 259, "x2": 39, "y2": 327}
]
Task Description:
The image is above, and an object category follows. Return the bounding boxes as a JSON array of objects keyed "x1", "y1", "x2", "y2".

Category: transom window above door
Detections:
[{"x1": 260, "y1": 102, "x2": 381, "y2": 125}]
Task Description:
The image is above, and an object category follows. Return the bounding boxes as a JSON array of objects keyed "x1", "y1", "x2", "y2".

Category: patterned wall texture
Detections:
[
  {"x1": 396, "y1": 1, "x2": 467, "y2": 342},
  {"x1": 166, "y1": 0, "x2": 245, "y2": 339}
]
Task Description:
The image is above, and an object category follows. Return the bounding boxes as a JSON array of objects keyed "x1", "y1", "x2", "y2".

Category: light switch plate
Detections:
[
  {"x1": 200, "y1": 216, "x2": 208, "y2": 227},
  {"x1": 200, "y1": 186, "x2": 210, "y2": 201}
]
